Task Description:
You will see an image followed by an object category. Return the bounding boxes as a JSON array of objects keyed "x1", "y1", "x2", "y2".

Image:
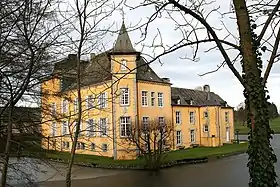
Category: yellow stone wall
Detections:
[{"x1": 41, "y1": 53, "x2": 235, "y2": 160}]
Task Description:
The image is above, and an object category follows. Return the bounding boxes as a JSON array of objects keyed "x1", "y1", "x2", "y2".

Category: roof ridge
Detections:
[{"x1": 172, "y1": 86, "x2": 214, "y2": 93}]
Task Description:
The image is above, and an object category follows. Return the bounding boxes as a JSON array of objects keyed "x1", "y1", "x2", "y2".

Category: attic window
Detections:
[
  {"x1": 177, "y1": 99, "x2": 181, "y2": 105},
  {"x1": 190, "y1": 99, "x2": 194, "y2": 105},
  {"x1": 121, "y1": 59, "x2": 127, "y2": 70}
]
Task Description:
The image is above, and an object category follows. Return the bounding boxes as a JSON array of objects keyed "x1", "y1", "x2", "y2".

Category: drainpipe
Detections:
[
  {"x1": 218, "y1": 107, "x2": 221, "y2": 146},
  {"x1": 171, "y1": 106, "x2": 175, "y2": 150},
  {"x1": 135, "y1": 79, "x2": 140, "y2": 156},
  {"x1": 111, "y1": 76, "x2": 117, "y2": 159},
  {"x1": 198, "y1": 107, "x2": 201, "y2": 145}
]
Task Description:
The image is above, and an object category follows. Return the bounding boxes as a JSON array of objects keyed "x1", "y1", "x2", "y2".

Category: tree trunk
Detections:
[
  {"x1": 65, "y1": 54, "x2": 82, "y2": 187},
  {"x1": 1, "y1": 106, "x2": 13, "y2": 187},
  {"x1": 233, "y1": 0, "x2": 277, "y2": 186}
]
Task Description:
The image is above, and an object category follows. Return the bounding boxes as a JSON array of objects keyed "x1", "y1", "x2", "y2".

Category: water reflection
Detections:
[{"x1": 16, "y1": 135, "x2": 280, "y2": 187}]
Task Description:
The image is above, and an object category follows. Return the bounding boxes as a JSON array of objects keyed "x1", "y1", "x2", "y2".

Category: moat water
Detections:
[{"x1": 4, "y1": 134, "x2": 280, "y2": 187}]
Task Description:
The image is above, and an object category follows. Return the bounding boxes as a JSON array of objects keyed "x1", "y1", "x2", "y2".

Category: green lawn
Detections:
[
  {"x1": 41, "y1": 143, "x2": 248, "y2": 168},
  {"x1": 235, "y1": 117, "x2": 280, "y2": 134}
]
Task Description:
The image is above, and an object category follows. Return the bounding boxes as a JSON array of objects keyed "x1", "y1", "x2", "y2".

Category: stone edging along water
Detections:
[{"x1": 45, "y1": 150, "x2": 247, "y2": 170}]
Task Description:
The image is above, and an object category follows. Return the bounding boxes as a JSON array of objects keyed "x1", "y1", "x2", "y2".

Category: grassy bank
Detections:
[
  {"x1": 235, "y1": 117, "x2": 280, "y2": 135},
  {"x1": 39, "y1": 142, "x2": 248, "y2": 169}
]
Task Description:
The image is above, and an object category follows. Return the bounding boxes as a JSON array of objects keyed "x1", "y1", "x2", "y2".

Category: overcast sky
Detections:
[{"x1": 100, "y1": 0, "x2": 280, "y2": 110}]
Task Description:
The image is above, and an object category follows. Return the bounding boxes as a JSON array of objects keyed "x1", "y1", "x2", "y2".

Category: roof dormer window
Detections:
[
  {"x1": 190, "y1": 99, "x2": 194, "y2": 105},
  {"x1": 177, "y1": 99, "x2": 181, "y2": 105}
]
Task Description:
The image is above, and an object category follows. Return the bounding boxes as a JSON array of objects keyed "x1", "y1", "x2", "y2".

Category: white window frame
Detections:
[
  {"x1": 102, "y1": 143, "x2": 108, "y2": 152},
  {"x1": 98, "y1": 92, "x2": 107, "y2": 109},
  {"x1": 120, "y1": 116, "x2": 131, "y2": 137},
  {"x1": 62, "y1": 141, "x2": 69, "y2": 149},
  {"x1": 74, "y1": 97, "x2": 78, "y2": 112},
  {"x1": 204, "y1": 111, "x2": 208, "y2": 119},
  {"x1": 77, "y1": 142, "x2": 85, "y2": 150},
  {"x1": 158, "y1": 117, "x2": 165, "y2": 132},
  {"x1": 87, "y1": 95, "x2": 94, "y2": 110},
  {"x1": 51, "y1": 103, "x2": 56, "y2": 116},
  {"x1": 151, "y1": 92, "x2": 155, "y2": 106},
  {"x1": 190, "y1": 129, "x2": 195, "y2": 143},
  {"x1": 158, "y1": 92, "x2": 164, "y2": 107},
  {"x1": 189, "y1": 111, "x2": 195, "y2": 124},
  {"x1": 225, "y1": 112, "x2": 229, "y2": 123},
  {"x1": 142, "y1": 117, "x2": 149, "y2": 131},
  {"x1": 51, "y1": 122, "x2": 56, "y2": 136},
  {"x1": 62, "y1": 121, "x2": 69, "y2": 135},
  {"x1": 141, "y1": 91, "x2": 148, "y2": 107},
  {"x1": 86, "y1": 119, "x2": 95, "y2": 137},
  {"x1": 120, "y1": 88, "x2": 129, "y2": 106},
  {"x1": 73, "y1": 121, "x2": 82, "y2": 136},
  {"x1": 176, "y1": 130, "x2": 182, "y2": 145},
  {"x1": 61, "y1": 99, "x2": 68, "y2": 113},
  {"x1": 204, "y1": 124, "x2": 209, "y2": 132},
  {"x1": 120, "y1": 59, "x2": 127, "y2": 70},
  {"x1": 175, "y1": 111, "x2": 181, "y2": 124},
  {"x1": 91, "y1": 143, "x2": 95, "y2": 151},
  {"x1": 99, "y1": 118, "x2": 107, "y2": 136}
]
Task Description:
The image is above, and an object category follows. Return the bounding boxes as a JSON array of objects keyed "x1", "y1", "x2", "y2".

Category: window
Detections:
[
  {"x1": 158, "y1": 92, "x2": 163, "y2": 107},
  {"x1": 77, "y1": 142, "x2": 85, "y2": 150},
  {"x1": 159, "y1": 117, "x2": 165, "y2": 126},
  {"x1": 62, "y1": 141, "x2": 69, "y2": 149},
  {"x1": 62, "y1": 121, "x2": 68, "y2": 135},
  {"x1": 225, "y1": 112, "x2": 229, "y2": 123},
  {"x1": 51, "y1": 103, "x2": 56, "y2": 116},
  {"x1": 102, "y1": 144, "x2": 108, "y2": 152},
  {"x1": 87, "y1": 95, "x2": 94, "y2": 109},
  {"x1": 204, "y1": 111, "x2": 208, "y2": 119},
  {"x1": 158, "y1": 117, "x2": 165, "y2": 131},
  {"x1": 98, "y1": 92, "x2": 107, "y2": 109},
  {"x1": 189, "y1": 111, "x2": 195, "y2": 124},
  {"x1": 51, "y1": 122, "x2": 56, "y2": 136},
  {"x1": 151, "y1": 92, "x2": 155, "y2": 106},
  {"x1": 99, "y1": 118, "x2": 107, "y2": 136},
  {"x1": 120, "y1": 116, "x2": 131, "y2": 137},
  {"x1": 176, "y1": 131, "x2": 182, "y2": 145},
  {"x1": 177, "y1": 99, "x2": 181, "y2": 105},
  {"x1": 142, "y1": 117, "x2": 149, "y2": 131},
  {"x1": 120, "y1": 59, "x2": 127, "y2": 70},
  {"x1": 62, "y1": 99, "x2": 68, "y2": 113},
  {"x1": 86, "y1": 119, "x2": 95, "y2": 137},
  {"x1": 175, "y1": 111, "x2": 181, "y2": 124},
  {"x1": 204, "y1": 125, "x2": 209, "y2": 132},
  {"x1": 190, "y1": 99, "x2": 194, "y2": 105},
  {"x1": 190, "y1": 130, "x2": 195, "y2": 143},
  {"x1": 74, "y1": 97, "x2": 78, "y2": 112},
  {"x1": 91, "y1": 143, "x2": 95, "y2": 151},
  {"x1": 141, "y1": 91, "x2": 148, "y2": 106},
  {"x1": 120, "y1": 88, "x2": 129, "y2": 106},
  {"x1": 73, "y1": 121, "x2": 82, "y2": 136}
]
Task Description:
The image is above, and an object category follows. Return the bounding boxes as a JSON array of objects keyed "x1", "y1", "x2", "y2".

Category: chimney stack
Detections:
[
  {"x1": 90, "y1": 53, "x2": 96, "y2": 60},
  {"x1": 203, "y1": 84, "x2": 210, "y2": 92},
  {"x1": 203, "y1": 84, "x2": 210, "y2": 100},
  {"x1": 162, "y1": 77, "x2": 170, "y2": 83}
]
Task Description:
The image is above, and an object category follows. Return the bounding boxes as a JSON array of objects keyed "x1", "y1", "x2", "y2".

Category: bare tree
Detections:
[
  {"x1": 128, "y1": 117, "x2": 173, "y2": 170},
  {"x1": 125, "y1": 0, "x2": 280, "y2": 186},
  {"x1": 0, "y1": 0, "x2": 61, "y2": 186},
  {"x1": 54, "y1": 0, "x2": 123, "y2": 186}
]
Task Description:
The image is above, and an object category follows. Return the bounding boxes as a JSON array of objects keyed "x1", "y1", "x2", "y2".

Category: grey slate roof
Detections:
[
  {"x1": 112, "y1": 21, "x2": 136, "y2": 53},
  {"x1": 52, "y1": 22, "x2": 168, "y2": 91},
  {"x1": 63, "y1": 53, "x2": 167, "y2": 90},
  {"x1": 171, "y1": 87, "x2": 229, "y2": 107}
]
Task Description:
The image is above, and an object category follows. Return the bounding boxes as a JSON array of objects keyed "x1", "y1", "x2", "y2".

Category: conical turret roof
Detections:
[{"x1": 112, "y1": 21, "x2": 136, "y2": 53}]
